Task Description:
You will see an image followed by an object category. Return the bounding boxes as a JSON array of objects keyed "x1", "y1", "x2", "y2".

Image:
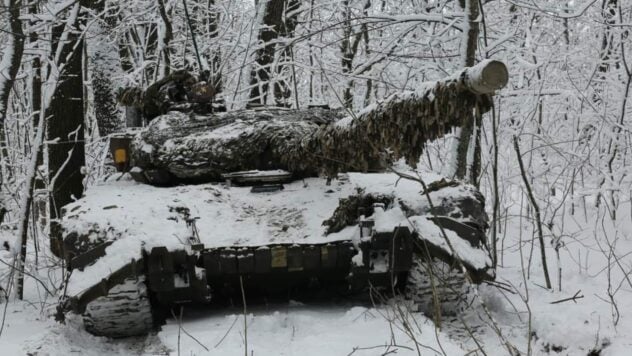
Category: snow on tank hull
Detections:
[{"x1": 54, "y1": 171, "x2": 493, "y2": 337}]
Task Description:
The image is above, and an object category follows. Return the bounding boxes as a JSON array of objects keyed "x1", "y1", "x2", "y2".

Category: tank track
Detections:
[
  {"x1": 405, "y1": 255, "x2": 473, "y2": 317},
  {"x1": 82, "y1": 276, "x2": 154, "y2": 338},
  {"x1": 405, "y1": 257, "x2": 496, "y2": 347}
]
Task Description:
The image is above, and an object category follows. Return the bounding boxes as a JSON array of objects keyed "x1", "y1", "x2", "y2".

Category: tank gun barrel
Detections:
[
  {"x1": 313, "y1": 59, "x2": 508, "y2": 174},
  {"x1": 457, "y1": 59, "x2": 509, "y2": 94}
]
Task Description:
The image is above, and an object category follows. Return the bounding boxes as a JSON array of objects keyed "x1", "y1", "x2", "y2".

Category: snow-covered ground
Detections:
[{"x1": 3, "y1": 258, "x2": 630, "y2": 356}]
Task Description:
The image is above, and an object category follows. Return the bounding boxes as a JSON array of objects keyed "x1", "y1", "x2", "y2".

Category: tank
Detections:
[{"x1": 52, "y1": 60, "x2": 508, "y2": 338}]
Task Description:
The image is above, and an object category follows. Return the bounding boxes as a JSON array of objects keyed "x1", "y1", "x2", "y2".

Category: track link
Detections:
[
  {"x1": 83, "y1": 276, "x2": 154, "y2": 338},
  {"x1": 405, "y1": 256, "x2": 472, "y2": 317}
]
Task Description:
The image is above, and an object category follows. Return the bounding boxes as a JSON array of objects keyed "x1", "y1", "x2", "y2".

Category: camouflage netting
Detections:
[
  {"x1": 131, "y1": 62, "x2": 503, "y2": 182},
  {"x1": 131, "y1": 108, "x2": 347, "y2": 181},
  {"x1": 311, "y1": 79, "x2": 492, "y2": 176},
  {"x1": 322, "y1": 190, "x2": 394, "y2": 234},
  {"x1": 117, "y1": 70, "x2": 218, "y2": 120},
  {"x1": 323, "y1": 183, "x2": 489, "y2": 236}
]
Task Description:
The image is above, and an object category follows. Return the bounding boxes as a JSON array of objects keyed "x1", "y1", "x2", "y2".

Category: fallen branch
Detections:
[{"x1": 550, "y1": 290, "x2": 584, "y2": 304}]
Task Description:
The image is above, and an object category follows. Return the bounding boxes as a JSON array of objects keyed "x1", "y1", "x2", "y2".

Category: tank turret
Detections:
[{"x1": 115, "y1": 60, "x2": 507, "y2": 185}]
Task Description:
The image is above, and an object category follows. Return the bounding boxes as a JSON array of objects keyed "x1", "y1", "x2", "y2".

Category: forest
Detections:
[{"x1": 0, "y1": 0, "x2": 631, "y2": 355}]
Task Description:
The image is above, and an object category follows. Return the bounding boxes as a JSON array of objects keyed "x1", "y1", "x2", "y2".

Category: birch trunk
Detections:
[
  {"x1": 452, "y1": 0, "x2": 481, "y2": 184},
  {"x1": 0, "y1": 0, "x2": 25, "y2": 202}
]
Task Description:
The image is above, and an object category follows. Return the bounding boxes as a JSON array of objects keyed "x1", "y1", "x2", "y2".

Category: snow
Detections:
[
  {"x1": 371, "y1": 204, "x2": 407, "y2": 233},
  {"x1": 157, "y1": 304, "x2": 469, "y2": 356},
  {"x1": 61, "y1": 172, "x2": 489, "y2": 299},
  {"x1": 62, "y1": 175, "x2": 357, "y2": 251},
  {"x1": 67, "y1": 175, "x2": 452, "y2": 273},
  {"x1": 66, "y1": 238, "x2": 143, "y2": 295},
  {"x1": 409, "y1": 216, "x2": 491, "y2": 270},
  {"x1": 1, "y1": 298, "x2": 474, "y2": 356}
]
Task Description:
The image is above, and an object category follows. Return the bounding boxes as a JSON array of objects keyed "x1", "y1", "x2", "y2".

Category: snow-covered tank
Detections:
[{"x1": 52, "y1": 60, "x2": 507, "y2": 337}]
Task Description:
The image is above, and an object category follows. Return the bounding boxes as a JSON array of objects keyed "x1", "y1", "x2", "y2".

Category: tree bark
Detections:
[
  {"x1": 453, "y1": 0, "x2": 481, "y2": 184},
  {"x1": 206, "y1": 0, "x2": 223, "y2": 92},
  {"x1": 249, "y1": 0, "x2": 300, "y2": 107},
  {"x1": 89, "y1": 0, "x2": 124, "y2": 137},
  {"x1": 598, "y1": 0, "x2": 618, "y2": 74},
  {"x1": 47, "y1": 15, "x2": 86, "y2": 220},
  {"x1": 157, "y1": 0, "x2": 173, "y2": 77},
  {"x1": 340, "y1": 0, "x2": 370, "y2": 109},
  {"x1": 0, "y1": 0, "x2": 25, "y2": 190}
]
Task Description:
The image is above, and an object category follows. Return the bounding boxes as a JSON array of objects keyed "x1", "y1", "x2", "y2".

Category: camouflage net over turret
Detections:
[{"x1": 131, "y1": 60, "x2": 508, "y2": 183}]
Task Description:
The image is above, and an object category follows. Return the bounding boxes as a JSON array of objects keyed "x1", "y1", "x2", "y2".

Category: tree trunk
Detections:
[
  {"x1": 157, "y1": 0, "x2": 173, "y2": 77},
  {"x1": 453, "y1": 0, "x2": 481, "y2": 184},
  {"x1": 47, "y1": 18, "x2": 86, "y2": 221},
  {"x1": 89, "y1": 0, "x2": 124, "y2": 137},
  {"x1": 206, "y1": 0, "x2": 223, "y2": 92},
  {"x1": 340, "y1": 0, "x2": 369, "y2": 109},
  {"x1": 248, "y1": 0, "x2": 300, "y2": 107},
  {"x1": 14, "y1": 89, "x2": 46, "y2": 300},
  {"x1": 0, "y1": 0, "x2": 25, "y2": 195},
  {"x1": 30, "y1": 0, "x2": 47, "y2": 227},
  {"x1": 1, "y1": 0, "x2": 25, "y2": 298},
  {"x1": 598, "y1": 0, "x2": 618, "y2": 74}
]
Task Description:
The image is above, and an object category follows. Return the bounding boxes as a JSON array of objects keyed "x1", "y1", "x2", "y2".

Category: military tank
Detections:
[{"x1": 52, "y1": 60, "x2": 507, "y2": 338}]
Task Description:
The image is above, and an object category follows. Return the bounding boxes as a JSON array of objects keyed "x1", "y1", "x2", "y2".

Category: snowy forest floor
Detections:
[{"x1": 1, "y1": 202, "x2": 631, "y2": 356}]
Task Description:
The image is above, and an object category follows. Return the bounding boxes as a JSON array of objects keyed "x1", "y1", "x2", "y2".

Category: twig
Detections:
[
  {"x1": 550, "y1": 290, "x2": 584, "y2": 304},
  {"x1": 182, "y1": 0, "x2": 204, "y2": 73},
  {"x1": 0, "y1": 259, "x2": 16, "y2": 337},
  {"x1": 240, "y1": 275, "x2": 248, "y2": 356},
  {"x1": 214, "y1": 315, "x2": 240, "y2": 348},
  {"x1": 513, "y1": 135, "x2": 552, "y2": 289},
  {"x1": 171, "y1": 307, "x2": 210, "y2": 352},
  {"x1": 346, "y1": 344, "x2": 414, "y2": 356}
]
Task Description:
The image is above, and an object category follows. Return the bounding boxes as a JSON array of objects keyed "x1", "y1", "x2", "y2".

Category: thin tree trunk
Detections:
[
  {"x1": 14, "y1": 93, "x2": 46, "y2": 300},
  {"x1": 0, "y1": 0, "x2": 24, "y2": 127},
  {"x1": 340, "y1": 0, "x2": 369, "y2": 109},
  {"x1": 0, "y1": 0, "x2": 25, "y2": 200},
  {"x1": 453, "y1": 0, "x2": 480, "y2": 184},
  {"x1": 514, "y1": 135, "x2": 552, "y2": 289},
  {"x1": 491, "y1": 102, "x2": 499, "y2": 267},
  {"x1": 89, "y1": 0, "x2": 124, "y2": 137},
  {"x1": 157, "y1": 0, "x2": 173, "y2": 77},
  {"x1": 206, "y1": 0, "x2": 223, "y2": 91}
]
